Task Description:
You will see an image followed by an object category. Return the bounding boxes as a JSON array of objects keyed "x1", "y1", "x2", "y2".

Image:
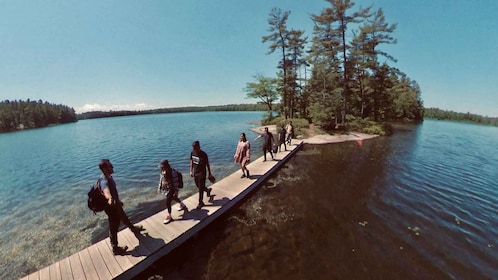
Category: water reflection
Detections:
[{"x1": 138, "y1": 141, "x2": 449, "y2": 279}]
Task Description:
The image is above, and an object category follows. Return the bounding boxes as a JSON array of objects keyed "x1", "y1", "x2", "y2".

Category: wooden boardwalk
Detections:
[{"x1": 21, "y1": 141, "x2": 303, "y2": 280}]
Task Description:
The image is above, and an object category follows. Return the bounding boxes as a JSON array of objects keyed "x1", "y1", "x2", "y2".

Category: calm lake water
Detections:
[
  {"x1": 137, "y1": 119, "x2": 498, "y2": 280},
  {"x1": 1, "y1": 113, "x2": 497, "y2": 279}
]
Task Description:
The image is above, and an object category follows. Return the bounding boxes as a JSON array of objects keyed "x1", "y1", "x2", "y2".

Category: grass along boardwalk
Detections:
[{"x1": 21, "y1": 140, "x2": 303, "y2": 280}]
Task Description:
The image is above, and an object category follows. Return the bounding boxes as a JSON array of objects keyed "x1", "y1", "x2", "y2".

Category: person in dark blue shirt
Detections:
[{"x1": 99, "y1": 159, "x2": 144, "y2": 255}]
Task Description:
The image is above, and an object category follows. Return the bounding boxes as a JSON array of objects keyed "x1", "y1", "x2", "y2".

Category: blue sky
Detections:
[{"x1": 0, "y1": 1, "x2": 496, "y2": 116}]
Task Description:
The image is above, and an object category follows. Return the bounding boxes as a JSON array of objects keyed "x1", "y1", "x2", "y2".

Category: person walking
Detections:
[
  {"x1": 278, "y1": 123, "x2": 287, "y2": 152},
  {"x1": 254, "y1": 127, "x2": 274, "y2": 161},
  {"x1": 234, "y1": 132, "x2": 251, "y2": 178},
  {"x1": 98, "y1": 159, "x2": 144, "y2": 255},
  {"x1": 190, "y1": 141, "x2": 214, "y2": 209},
  {"x1": 157, "y1": 159, "x2": 187, "y2": 224},
  {"x1": 286, "y1": 121, "x2": 294, "y2": 145}
]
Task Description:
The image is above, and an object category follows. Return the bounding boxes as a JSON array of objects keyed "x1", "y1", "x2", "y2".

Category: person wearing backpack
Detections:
[
  {"x1": 158, "y1": 159, "x2": 187, "y2": 224},
  {"x1": 99, "y1": 159, "x2": 144, "y2": 255}
]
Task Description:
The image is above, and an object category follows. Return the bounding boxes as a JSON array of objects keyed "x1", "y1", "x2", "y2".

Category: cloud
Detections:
[{"x1": 75, "y1": 103, "x2": 160, "y2": 114}]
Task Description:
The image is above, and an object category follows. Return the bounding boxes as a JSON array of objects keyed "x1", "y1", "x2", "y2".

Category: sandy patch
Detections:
[{"x1": 250, "y1": 125, "x2": 378, "y2": 145}]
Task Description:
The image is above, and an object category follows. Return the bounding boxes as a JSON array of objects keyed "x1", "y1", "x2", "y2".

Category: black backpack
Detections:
[
  {"x1": 172, "y1": 169, "x2": 184, "y2": 189},
  {"x1": 87, "y1": 179, "x2": 107, "y2": 214}
]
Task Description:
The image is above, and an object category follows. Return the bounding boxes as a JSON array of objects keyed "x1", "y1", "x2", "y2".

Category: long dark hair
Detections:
[{"x1": 240, "y1": 133, "x2": 247, "y2": 142}]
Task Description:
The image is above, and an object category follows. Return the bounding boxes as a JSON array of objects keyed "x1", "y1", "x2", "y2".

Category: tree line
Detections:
[
  {"x1": 425, "y1": 108, "x2": 498, "y2": 127},
  {"x1": 77, "y1": 103, "x2": 266, "y2": 120},
  {"x1": 245, "y1": 0, "x2": 424, "y2": 131},
  {"x1": 0, "y1": 99, "x2": 77, "y2": 132}
]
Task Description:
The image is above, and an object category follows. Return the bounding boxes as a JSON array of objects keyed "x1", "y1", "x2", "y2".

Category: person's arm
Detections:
[
  {"x1": 102, "y1": 187, "x2": 113, "y2": 205},
  {"x1": 254, "y1": 134, "x2": 262, "y2": 141},
  {"x1": 206, "y1": 152, "x2": 212, "y2": 177},
  {"x1": 190, "y1": 158, "x2": 194, "y2": 177}
]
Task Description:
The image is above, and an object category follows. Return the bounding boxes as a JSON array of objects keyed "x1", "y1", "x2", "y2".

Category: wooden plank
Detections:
[
  {"x1": 26, "y1": 270, "x2": 39, "y2": 280},
  {"x1": 58, "y1": 257, "x2": 73, "y2": 280},
  {"x1": 39, "y1": 266, "x2": 50, "y2": 280},
  {"x1": 88, "y1": 243, "x2": 113, "y2": 280},
  {"x1": 117, "y1": 229, "x2": 147, "y2": 265},
  {"x1": 49, "y1": 262, "x2": 62, "y2": 280},
  {"x1": 68, "y1": 253, "x2": 85, "y2": 280},
  {"x1": 95, "y1": 239, "x2": 125, "y2": 277},
  {"x1": 78, "y1": 249, "x2": 99, "y2": 280},
  {"x1": 103, "y1": 240, "x2": 134, "y2": 273}
]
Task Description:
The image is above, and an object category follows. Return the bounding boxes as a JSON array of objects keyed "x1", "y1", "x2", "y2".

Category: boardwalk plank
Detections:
[
  {"x1": 103, "y1": 240, "x2": 134, "y2": 272},
  {"x1": 88, "y1": 243, "x2": 113, "y2": 280},
  {"x1": 78, "y1": 249, "x2": 99, "y2": 280},
  {"x1": 26, "y1": 271, "x2": 39, "y2": 280},
  {"x1": 95, "y1": 239, "x2": 124, "y2": 277},
  {"x1": 59, "y1": 257, "x2": 73, "y2": 280},
  {"x1": 68, "y1": 253, "x2": 85, "y2": 280},
  {"x1": 39, "y1": 266, "x2": 50, "y2": 280},
  {"x1": 49, "y1": 262, "x2": 61, "y2": 280}
]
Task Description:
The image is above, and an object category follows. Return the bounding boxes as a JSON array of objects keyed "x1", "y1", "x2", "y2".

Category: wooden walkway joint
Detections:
[{"x1": 21, "y1": 141, "x2": 304, "y2": 280}]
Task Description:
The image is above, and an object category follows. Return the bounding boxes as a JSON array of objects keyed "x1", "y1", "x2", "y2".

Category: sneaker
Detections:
[
  {"x1": 206, "y1": 187, "x2": 212, "y2": 197},
  {"x1": 131, "y1": 224, "x2": 144, "y2": 233},
  {"x1": 246, "y1": 170, "x2": 250, "y2": 178},
  {"x1": 177, "y1": 203, "x2": 187, "y2": 211},
  {"x1": 196, "y1": 202, "x2": 205, "y2": 209},
  {"x1": 112, "y1": 245, "x2": 128, "y2": 255},
  {"x1": 163, "y1": 215, "x2": 172, "y2": 224},
  {"x1": 240, "y1": 173, "x2": 246, "y2": 178}
]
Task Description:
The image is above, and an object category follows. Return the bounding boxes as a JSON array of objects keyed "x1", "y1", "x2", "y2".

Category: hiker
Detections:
[
  {"x1": 190, "y1": 141, "x2": 214, "y2": 209},
  {"x1": 278, "y1": 123, "x2": 287, "y2": 152},
  {"x1": 286, "y1": 121, "x2": 294, "y2": 145},
  {"x1": 234, "y1": 132, "x2": 251, "y2": 178},
  {"x1": 98, "y1": 159, "x2": 144, "y2": 255},
  {"x1": 254, "y1": 127, "x2": 274, "y2": 161},
  {"x1": 158, "y1": 159, "x2": 187, "y2": 224}
]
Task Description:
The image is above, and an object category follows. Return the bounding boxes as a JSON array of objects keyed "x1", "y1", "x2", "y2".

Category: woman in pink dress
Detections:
[{"x1": 234, "y1": 133, "x2": 251, "y2": 178}]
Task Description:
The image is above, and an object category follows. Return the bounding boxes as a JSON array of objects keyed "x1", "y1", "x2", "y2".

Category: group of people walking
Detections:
[
  {"x1": 95, "y1": 121, "x2": 294, "y2": 256},
  {"x1": 97, "y1": 140, "x2": 215, "y2": 255}
]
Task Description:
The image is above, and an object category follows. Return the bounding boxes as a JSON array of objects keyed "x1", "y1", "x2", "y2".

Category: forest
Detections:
[
  {"x1": 77, "y1": 103, "x2": 266, "y2": 120},
  {"x1": 245, "y1": 1, "x2": 424, "y2": 133},
  {"x1": 0, "y1": 99, "x2": 77, "y2": 132},
  {"x1": 424, "y1": 108, "x2": 498, "y2": 127}
]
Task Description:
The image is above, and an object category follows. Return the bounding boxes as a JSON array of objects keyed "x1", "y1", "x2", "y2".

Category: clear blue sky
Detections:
[{"x1": 0, "y1": 1, "x2": 496, "y2": 116}]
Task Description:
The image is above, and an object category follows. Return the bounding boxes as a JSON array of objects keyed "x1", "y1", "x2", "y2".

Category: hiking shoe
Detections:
[
  {"x1": 112, "y1": 245, "x2": 128, "y2": 255},
  {"x1": 131, "y1": 225, "x2": 144, "y2": 233},
  {"x1": 196, "y1": 202, "x2": 205, "y2": 209},
  {"x1": 163, "y1": 215, "x2": 172, "y2": 224},
  {"x1": 177, "y1": 204, "x2": 187, "y2": 211}
]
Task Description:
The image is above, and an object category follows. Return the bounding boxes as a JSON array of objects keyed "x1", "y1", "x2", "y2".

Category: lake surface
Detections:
[
  {"x1": 0, "y1": 111, "x2": 265, "y2": 280},
  {"x1": 137, "y1": 119, "x2": 498, "y2": 280},
  {"x1": 1, "y1": 114, "x2": 497, "y2": 279}
]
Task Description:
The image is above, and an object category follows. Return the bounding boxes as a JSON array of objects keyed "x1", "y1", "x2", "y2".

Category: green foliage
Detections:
[
  {"x1": 77, "y1": 104, "x2": 266, "y2": 120},
  {"x1": 255, "y1": 0, "x2": 425, "y2": 133},
  {"x1": 0, "y1": 99, "x2": 77, "y2": 133},
  {"x1": 262, "y1": 116, "x2": 309, "y2": 136},
  {"x1": 345, "y1": 115, "x2": 393, "y2": 136},
  {"x1": 424, "y1": 108, "x2": 498, "y2": 127}
]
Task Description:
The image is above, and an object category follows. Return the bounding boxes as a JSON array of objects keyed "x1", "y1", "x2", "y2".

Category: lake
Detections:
[{"x1": 1, "y1": 113, "x2": 497, "y2": 279}]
